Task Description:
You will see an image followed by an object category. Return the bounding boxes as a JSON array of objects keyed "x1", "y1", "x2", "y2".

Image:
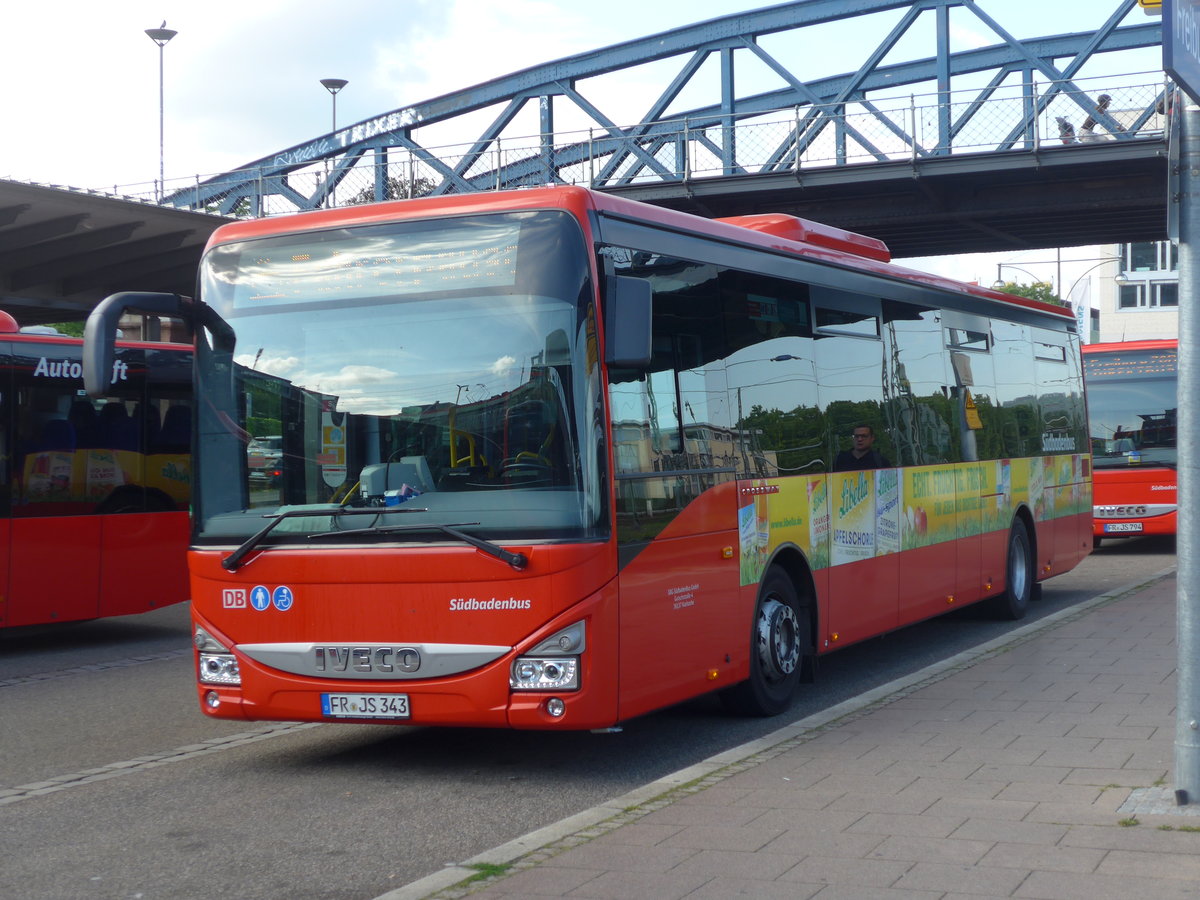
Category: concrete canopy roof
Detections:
[{"x1": 0, "y1": 180, "x2": 230, "y2": 328}]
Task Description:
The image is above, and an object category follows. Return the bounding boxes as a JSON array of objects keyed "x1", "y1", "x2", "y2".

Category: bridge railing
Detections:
[{"x1": 112, "y1": 73, "x2": 1170, "y2": 216}]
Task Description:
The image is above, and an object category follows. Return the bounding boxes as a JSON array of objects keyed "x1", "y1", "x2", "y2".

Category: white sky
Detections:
[{"x1": 1, "y1": 0, "x2": 1161, "y2": 290}]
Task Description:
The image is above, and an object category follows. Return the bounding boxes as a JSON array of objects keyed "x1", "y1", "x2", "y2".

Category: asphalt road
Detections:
[{"x1": 0, "y1": 535, "x2": 1176, "y2": 900}]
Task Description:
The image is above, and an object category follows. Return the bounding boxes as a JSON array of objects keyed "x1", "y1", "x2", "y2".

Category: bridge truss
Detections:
[{"x1": 162, "y1": 0, "x2": 1165, "y2": 239}]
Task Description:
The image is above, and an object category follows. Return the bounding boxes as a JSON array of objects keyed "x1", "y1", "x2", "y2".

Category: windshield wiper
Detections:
[
  {"x1": 222, "y1": 505, "x2": 529, "y2": 572},
  {"x1": 308, "y1": 520, "x2": 528, "y2": 570},
  {"x1": 221, "y1": 505, "x2": 428, "y2": 572}
]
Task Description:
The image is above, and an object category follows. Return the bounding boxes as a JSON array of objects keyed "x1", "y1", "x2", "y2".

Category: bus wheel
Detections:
[
  {"x1": 720, "y1": 568, "x2": 806, "y2": 717},
  {"x1": 1093, "y1": 535, "x2": 1103, "y2": 550},
  {"x1": 992, "y1": 519, "x2": 1033, "y2": 621}
]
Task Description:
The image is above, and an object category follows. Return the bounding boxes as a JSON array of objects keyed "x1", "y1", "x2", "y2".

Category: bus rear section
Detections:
[
  {"x1": 0, "y1": 312, "x2": 191, "y2": 627},
  {"x1": 84, "y1": 185, "x2": 1091, "y2": 730},
  {"x1": 1082, "y1": 340, "x2": 1176, "y2": 545}
]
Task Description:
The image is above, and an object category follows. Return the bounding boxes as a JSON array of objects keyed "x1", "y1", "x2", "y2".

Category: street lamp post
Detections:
[
  {"x1": 1063, "y1": 259, "x2": 1124, "y2": 343},
  {"x1": 993, "y1": 258, "x2": 1124, "y2": 343},
  {"x1": 145, "y1": 23, "x2": 178, "y2": 202},
  {"x1": 992, "y1": 263, "x2": 1050, "y2": 291},
  {"x1": 1063, "y1": 258, "x2": 1125, "y2": 304},
  {"x1": 992, "y1": 258, "x2": 1126, "y2": 301},
  {"x1": 320, "y1": 78, "x2": 349, "y2": 208}
]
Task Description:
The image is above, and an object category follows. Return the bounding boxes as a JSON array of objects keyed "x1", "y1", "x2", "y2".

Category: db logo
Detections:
[{"x1": 222, "y1": 589, "x2": 247, "y2": 609}]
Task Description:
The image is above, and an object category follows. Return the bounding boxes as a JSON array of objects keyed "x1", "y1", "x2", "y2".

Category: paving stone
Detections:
[
  {"x1": 758, "y1": 829, "x2": 887, "y2": 860},
  {"x1": 680, "y1": 876, "x2": 823, "y2": 899},
  {"x1": 888, "y1": 860, "x2": 1029, "y2": 894},
  {"x1": 1016, "y1": 869, "x2": 1200, "y2": 899},
  {"x1": 557, "y1": 868, "x2": 710, "y2": 899},
  {"x1": 978, "y1": 841, "x2": 1105, "y2": 873},
  {"x1": 665, "y1": 847, "x2": 798, "y2": 881},
  {"x1": 776, "y1": 854, "x2": 913, "y2": 888},
  {"x1": 950, "y1": 818, "x2": 1068, "y2": 845},
  {"x1": 658, "y1": 824, "x2": 786, "y2": 852},
  {"x1": 845, "y1": 811, "x2": 966, "y2": 839},
  {"x1": 866, "y1": 834, "x2": 994, "y2": 865}
]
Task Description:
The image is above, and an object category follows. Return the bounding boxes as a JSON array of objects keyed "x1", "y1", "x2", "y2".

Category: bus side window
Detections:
[
  {"x1": 38, "y1": 418, "x2": 76, "y2": 452},
  {"x1": 883, "y1": 301, "x2": 952, "y2": 466},
  {"x1": 157, "y1": 404, "x2": 191, "y2": 453},
  {"x1": 992, "y1": 321, "x2": 1037, "y2": 458},
  {"x1": 68, "y1": 400, "x2": 98, "y2": 449},
  {"x1": 97, "y1": 402, "x2": 138, "y2": 452},
  {"x1": 720, "y1": 271, "x2": 821, "y2": 476},
  {"x1": 814, "y1": 291, "x2": 888, "y2": 468}
]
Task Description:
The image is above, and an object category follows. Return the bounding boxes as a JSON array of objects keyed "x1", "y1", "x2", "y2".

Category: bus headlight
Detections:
[
  {"x1": 195, "y1": 625, "x2": 241, "y2": 686},
  {"x1": 510, "y1": 621, "x2": 584, "y2": 691},
  {"x1": 510, "y1": 657, "x2": 578, "y2": 690},
  {"x1": 199, "y1": 653, "x2": 241, "y2": 685}
]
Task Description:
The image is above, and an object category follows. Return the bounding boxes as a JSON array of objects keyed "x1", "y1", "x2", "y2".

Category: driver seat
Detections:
[{"x1": 503, "y1": 399, "x2": 556, "y2": 470}]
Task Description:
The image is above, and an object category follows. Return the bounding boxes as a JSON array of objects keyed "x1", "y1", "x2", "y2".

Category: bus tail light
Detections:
[
  {"x1": 510, "y1": 622, "x2": 584, "y2": 691},
  {"x1": 195, "y1": 625, "x2": 242, "y2": 686}
]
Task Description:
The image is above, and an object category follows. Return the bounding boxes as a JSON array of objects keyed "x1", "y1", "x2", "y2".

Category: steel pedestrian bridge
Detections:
[
  {"x1": 155, "y1": 0, "x2": 1169, "y2": 257},
  {"x1": 0, "y1": 0, "x2": 1174, "y2": 326}
]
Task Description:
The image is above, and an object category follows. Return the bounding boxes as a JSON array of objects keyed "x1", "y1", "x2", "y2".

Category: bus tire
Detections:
[
  {"x1": 992, "y1": 519, "x2": 1033, "y2": 621},
  {"x1": 720, "y1": 567, "x2": 806, "y2": 717}
]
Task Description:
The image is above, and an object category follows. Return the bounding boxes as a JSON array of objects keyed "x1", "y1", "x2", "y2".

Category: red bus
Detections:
[
  {"x1": 0, "y1": 312, "x2": 191, "y2": 627},
  {"x1": 83, "y1": 186, "x2": 1090, "y2": 728},
  {"x1": 1082, "y1": 339, "x2": 1177, "y2": 546}
]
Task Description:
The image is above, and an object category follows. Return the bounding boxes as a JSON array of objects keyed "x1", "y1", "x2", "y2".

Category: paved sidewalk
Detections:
[{"x1": 402, "y1": 569, "x2": 1200, "y2": 900}]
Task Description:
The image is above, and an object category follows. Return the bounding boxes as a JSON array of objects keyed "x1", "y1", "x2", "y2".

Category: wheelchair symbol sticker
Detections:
[
  {"x1": 250, "y1": 586, "x2": 271, "y2": 611},
  {"x1": 271, "y1": 585, "x2": 295, "y2": 611}
]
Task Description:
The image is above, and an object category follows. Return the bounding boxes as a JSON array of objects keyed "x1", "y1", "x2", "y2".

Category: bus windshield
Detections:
[
  {"x1": 193, "y1": 209, "x2": 606, "y2": 546},
  {"x1": 1083, "y1": 346, "x2": 1176, "y2": 469}
]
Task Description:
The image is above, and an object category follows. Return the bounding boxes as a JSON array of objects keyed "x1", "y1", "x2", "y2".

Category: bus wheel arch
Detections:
[
  {"x1": 992, "y1": 512, "x2": 1035, "y2": 620},
  {"x1": 1013, "y1": 505, "x2": 1043, "y2": 602},
  {"x1": 768, "y1": 546, "x2": 819, "y2": 683},
  {"x1": 721, "y1": 552, "x2": 816, "y2": 717}
]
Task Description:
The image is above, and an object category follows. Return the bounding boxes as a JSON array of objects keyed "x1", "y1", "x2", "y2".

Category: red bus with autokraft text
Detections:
[
  {"x1": 83, "y1": 186, "x2": 1091, "y2": 729},
  {"x1": 0, "y1": 312, "x2": 191, "y2": 627},
  {"x1": 1082, "y1": 339, "x2": 1177, "y2": 546}
]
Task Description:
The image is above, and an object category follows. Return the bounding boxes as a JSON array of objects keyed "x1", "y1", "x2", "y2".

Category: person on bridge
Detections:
[
  {"x1": 1057, "y1": 94, "x2": 1124, "y2": 145},
  {"x1": 1055, "y1": 117, "x2": 1076, "y2": 144},
  {"x1": 1080, "y1": 94, "x2": 1122, "y2": 142},
  {"x1": 834, "y1": 424, "x2": 891, "y2": 471}
]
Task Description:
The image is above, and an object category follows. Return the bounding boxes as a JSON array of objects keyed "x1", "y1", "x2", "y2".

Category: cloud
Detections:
[
  {"x1": 235, "y1": 353, "x2": 301, "y2": 378},
  {"x1": 490, "y1": 355, "x2": 517, "y2": 378}
]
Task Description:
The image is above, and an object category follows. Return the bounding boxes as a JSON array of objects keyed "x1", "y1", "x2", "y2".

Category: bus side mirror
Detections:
[
  {"x1": 83, "y1": 292, "x2": 187, "y2": 397},
  {"x1": 604, "y1": 275, "x2": 652, "y2": 369}
]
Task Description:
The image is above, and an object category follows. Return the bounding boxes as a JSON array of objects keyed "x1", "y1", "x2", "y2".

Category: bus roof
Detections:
[
  {"x1": 1082, "y1": 339, "x2": 1177, "y2": 354},
  {"x1": 0, "y1": 311, "x2": 189, "y2": 351},
  {"x1": 206, "y1": 185, "x2": 1075, "y2": 322}
]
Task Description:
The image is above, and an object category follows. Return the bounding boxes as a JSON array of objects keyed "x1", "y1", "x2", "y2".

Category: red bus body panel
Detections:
[
  {"x1": 1092, "y1": 468, "x2": 1177, "y2": 537},
  {"x1": 615, "y1": 480, "x2": 746, "y2": 721},
  {"x1": 192, "y1": 542, "x2": 623, "y2": 730},
  {"x1": 6, "y1": 517, "x2": 101, "y2": 626},
  {"x1": 4, "y1": 512, "x2": 189, "y2": 627}
]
